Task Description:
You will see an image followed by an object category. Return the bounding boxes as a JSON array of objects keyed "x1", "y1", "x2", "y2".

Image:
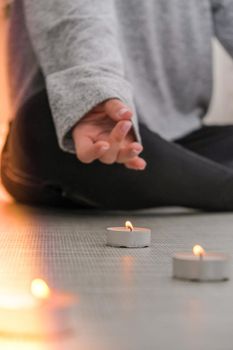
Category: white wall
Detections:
[{"x1": 205, "y1": 40, "x2": 233, "y2": 124}]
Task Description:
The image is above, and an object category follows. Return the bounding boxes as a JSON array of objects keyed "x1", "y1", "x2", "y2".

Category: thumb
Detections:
[{"x1": 104, "y1": 99, "x2": 133, "y2": 122}]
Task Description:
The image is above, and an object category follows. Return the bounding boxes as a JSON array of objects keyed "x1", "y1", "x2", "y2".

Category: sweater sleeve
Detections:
[
  {"x1": 211, "y1": 0, "x2": 233, "y2": 57},
  {"x1": 22, "y1": 0, "x2": 140, "y2": 153}
]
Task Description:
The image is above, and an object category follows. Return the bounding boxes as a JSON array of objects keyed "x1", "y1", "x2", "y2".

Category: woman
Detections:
[{"x1": 2, "y1": 0, "x2": 233, "y2": 210}]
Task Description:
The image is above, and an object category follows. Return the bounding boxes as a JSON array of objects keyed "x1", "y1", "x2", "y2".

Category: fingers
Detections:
[
  {"x1": 104, "y1": 99, "x2": 133, "y2": 122},
  {"x1": 99, "y1": 120, "x2": 132, "y2": 164},
  {"x1": 125, "y1": 157, "x2": 147, "y2": 170},
  {"x1": 74, "y1": 131, "x2": 147, "y2": 170},
  {"x1": 74, "y1": 135, "x2": 110, "y2": 164},
  {"x1": 117, "y1": 142, "x2": 143, "y2": 164},
  {"x1": 110, "y1": 120, "x2": 132, "y2": 143}
]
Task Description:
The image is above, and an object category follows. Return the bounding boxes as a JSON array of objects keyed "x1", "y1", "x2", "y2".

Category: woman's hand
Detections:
[{"x1": 72, "y1": 99, "x2": 146, "y2": 170}]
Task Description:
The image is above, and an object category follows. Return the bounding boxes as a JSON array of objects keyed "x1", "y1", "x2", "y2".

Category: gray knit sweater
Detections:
[{"x1": 7, "y1": 0, "x2": 233, "y2": 152}]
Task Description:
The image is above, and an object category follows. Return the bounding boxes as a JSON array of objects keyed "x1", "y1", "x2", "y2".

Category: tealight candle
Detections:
[
  {"x1": 0, "y1": 278, "x2": 75, "y2": 336},
  {"x1": 173, "y1": 245, "x2": 230, "y2": 282},
  {"x1": 107, "y1": 221, "x2": 151, "y2": 248}
]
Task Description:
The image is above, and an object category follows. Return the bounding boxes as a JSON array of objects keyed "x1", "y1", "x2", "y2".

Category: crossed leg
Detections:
[{"x1": 2, "y1": 90, "x2": 233, "y2": 211}]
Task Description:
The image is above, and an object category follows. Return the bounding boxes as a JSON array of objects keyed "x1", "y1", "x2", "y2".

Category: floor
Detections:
[{"x1": 0, "y1": 202, "x2": 232, "y2": 350}]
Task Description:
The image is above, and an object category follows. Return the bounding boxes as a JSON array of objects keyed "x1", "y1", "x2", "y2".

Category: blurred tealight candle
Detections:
[
  {"x1": 107, "y1": 221, "x2": 151, "y2": 248},
  {"x1": 0, "y1": 278, "x2": 75, "y2": 336},
  {"x1": 173, "y1": 245, "x2": 230, "y2": 282}
]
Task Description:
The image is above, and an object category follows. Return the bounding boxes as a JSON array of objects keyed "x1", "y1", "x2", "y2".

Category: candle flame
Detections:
[
  {"x1": 192, "y1": 245, "x2": 205, "y2": 257},
  {"x1": 125, "y1": 221, "x2": 133, "y2": 231},
  {"x1": 30, "y1": 278, "x2": 51, "y2": 300}
]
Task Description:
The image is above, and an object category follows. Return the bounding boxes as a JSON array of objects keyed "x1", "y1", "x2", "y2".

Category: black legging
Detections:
[{"x1": 2, "y1": 90, "x2": 233, "y2": 211}]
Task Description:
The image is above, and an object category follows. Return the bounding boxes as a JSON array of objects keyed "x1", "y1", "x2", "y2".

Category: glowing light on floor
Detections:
[{"x1": 31, "y1": 279, "x2": 51, "y2": 300}]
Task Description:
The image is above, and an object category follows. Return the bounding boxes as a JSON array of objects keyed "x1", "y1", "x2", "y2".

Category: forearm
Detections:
[{"x1": 22, "y1": 0, "x2": 139, "y2": 152}]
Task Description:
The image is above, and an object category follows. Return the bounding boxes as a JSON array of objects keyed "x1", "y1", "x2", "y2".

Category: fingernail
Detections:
[
  {"x1": 133, "y1": 145, "x2": 142, "y2": 153},
  {"x1": 140, "y1": 163, "x2": 147, "y2": 170},
  {"x1": 131, "y1": 149, "x2": 141, "y2": 156},
  {"x1": 120, "y1": 121, "x2": 131, "y2": 133},
  {"x1": 101, "y1": 145, "x2": 110, "y2": 151},
  {"x1": 116, "y1": 107, "x2": 130, "y2": 118},
  {"x1": 137, "y1": 162, "x2": 147, "y2": 170}
]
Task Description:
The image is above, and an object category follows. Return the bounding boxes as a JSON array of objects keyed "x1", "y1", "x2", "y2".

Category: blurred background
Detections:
[
  {"x1": 1, "y1": 6, "x2": 233, "y2": 151},
  {"x1": 0, "y1": 4, "x2": 12, "y2": 202},
  {"x1": 0, "y1": 3, "x2": 11, "y2": 152}
]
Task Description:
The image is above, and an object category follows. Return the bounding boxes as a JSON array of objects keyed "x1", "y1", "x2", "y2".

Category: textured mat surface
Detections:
[{"x1": 0, "y1": 203, "x2": 232, "y2": 350}]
